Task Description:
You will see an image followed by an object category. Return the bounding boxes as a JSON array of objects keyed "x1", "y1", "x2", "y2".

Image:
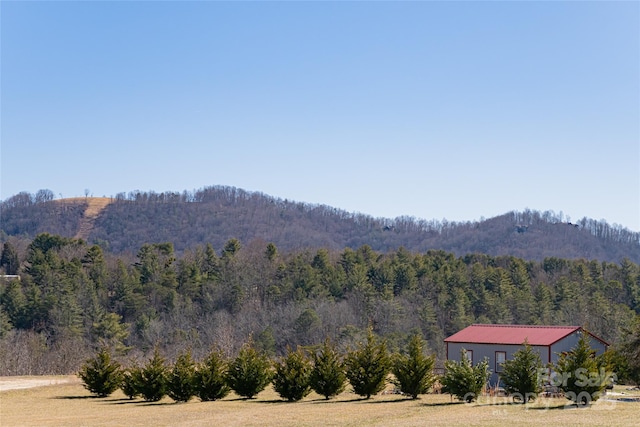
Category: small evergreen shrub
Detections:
[
  {"x1": 344, "y1": 328, "x2": 390, "y2": 399},
  {"x1": 227, "y1": 338, "x2": 273, "y2": 399},
  {"x1": 138, "y1": 347, "x2": 169, "y2": 402},
  {"x1": 391, "y1": 334, "x2": 436, "y2": 399},
  {"x1": 78, "y1": 347, "x2": 122, "y2": 397},
  {"x1": 501, "y1": 341, "x2": 543, "y2": 403},
  {"x1": 121, "y1": 365, "x2": 143, "y2": 399},
  {"x1": 441, "y1": 349, "x2": 489, "y2": 402},
  {"x1": 272, "y1": 347, "x2": 312, "y2": 401},
  {"x1": 167, "y1": 349, "x2": 197, "y2": 402},
  {"x1": 555, "y1": 332, "x2": 607, "y2": 405},
  {"x1": 196, "y1": 348, "x2": 231, "y2": 401},
  {"x1": 310, "y1": 338, "x2": 346, "y2": 400}
]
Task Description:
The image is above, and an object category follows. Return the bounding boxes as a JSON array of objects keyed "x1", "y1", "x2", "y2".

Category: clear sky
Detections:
[{"x1": 1, "y1": 1, "x2": 639, "y2": 231}]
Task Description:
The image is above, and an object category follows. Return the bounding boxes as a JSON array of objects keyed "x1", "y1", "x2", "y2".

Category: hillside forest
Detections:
[
  {"x1": 1, "y1": 232, "x2": 639, "y2": 380},
  {"x1": 1, "y1": 187, "x2": 639, "y2": 263}
]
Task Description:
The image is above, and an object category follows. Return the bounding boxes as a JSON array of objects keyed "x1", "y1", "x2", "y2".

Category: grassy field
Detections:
[{"x1": 1, "y1": 377, "x2": 638, "y2": 427}]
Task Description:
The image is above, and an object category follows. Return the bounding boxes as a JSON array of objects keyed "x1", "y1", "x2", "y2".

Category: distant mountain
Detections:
[{"x1": 1, "y1": 186, "x2": 639, "y2": 263}]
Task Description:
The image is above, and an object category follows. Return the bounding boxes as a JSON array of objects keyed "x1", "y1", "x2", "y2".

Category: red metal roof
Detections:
[{"x1": 444, "y1": 324, "x2": 582, "y2": 346}]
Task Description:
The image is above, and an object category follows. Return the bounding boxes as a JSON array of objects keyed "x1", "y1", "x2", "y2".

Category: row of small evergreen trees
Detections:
[
  {"x1": 79, "y1": 330, "x2": 436, "y2": 402},
  {"x1": 79, "y1": 331, "x2": 610, "y2": 406}
]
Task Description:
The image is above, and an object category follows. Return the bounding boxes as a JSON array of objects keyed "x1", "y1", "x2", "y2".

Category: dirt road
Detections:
[{"x1": 0, "y1": 376, "x2": 77, "y2": 391}]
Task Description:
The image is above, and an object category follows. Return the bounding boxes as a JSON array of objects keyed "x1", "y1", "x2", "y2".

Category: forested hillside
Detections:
[
  {"x1": 2, "y1": 187, "x2": 639, "y2": 377},
  {"x1": 1, "y1": 186, "x2": 639, "y2": 263},
  {"x1": 0, "y1": 233, "x2": 638, "y2": 377}
]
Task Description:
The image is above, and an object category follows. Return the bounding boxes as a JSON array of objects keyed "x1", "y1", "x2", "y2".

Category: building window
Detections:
[
  {"x1": 496, "y1": 351, "x2": 506, "y2": 373},
  {"x1": 464, "y1": 349, "x2": 473, "y2": 364}
]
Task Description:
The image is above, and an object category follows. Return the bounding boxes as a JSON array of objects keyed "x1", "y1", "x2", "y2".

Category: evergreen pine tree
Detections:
[
  {"x1": 618, "y1": 315, "x2": 640, "y2": 385},
  {"x1": 272, "y1": 347, "x2": 312, "y2": 402},
  {"x1": 441, "y1": 349, "x2": 489, "y2": 402},
  {"x1": 166, "y1": 349, "x2": 197, "y2": 402},
  {"x1": 500, "y1": 340, "x2": 543, "y2": 403},
  {"x1": 391, "y1": 334, "x2": 436, "y2": 399},
  {"x1": 0, "y1": 242, "x2": 20, "y2": 275},
  {"x1": 310, "y1": 338, "x2": 346, "y2": 400},
  {"x1": 0, "y1": 280, "x2": 26, "y2": 329},
  {"x1": 227, "y1": 338, "x2": 273, "y2": 399},
  {"x1": 555, "y1": 332, "x2": 607, "y2": 405},
  {"x1": 78, "y1": 347, "x2": 122, "y2": 397},
  {"x1": 138, "y1": 347, "x2": 169, "y2": 402},
  {"x1": 120, "y1": 365, "x2": 143, "y2": 399},
  {"x1": 344, "y1": 328, "x2": 390, "y2": 399},
  {"x1": 201, "y1": 243, "x2": 220, "y2": 281},
  {"x1": 196, "y1": 348, "x2": 231, "y2": 401}
]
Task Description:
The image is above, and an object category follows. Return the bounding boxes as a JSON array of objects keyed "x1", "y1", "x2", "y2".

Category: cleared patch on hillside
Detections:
[{"x1": 58, "y1": 197, "x2": 113, "y2": 240}]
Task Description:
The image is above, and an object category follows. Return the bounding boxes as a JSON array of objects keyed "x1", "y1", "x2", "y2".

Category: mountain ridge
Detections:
[{"x1": 1, "y1": 186, "x2": 638, "y2": 263}]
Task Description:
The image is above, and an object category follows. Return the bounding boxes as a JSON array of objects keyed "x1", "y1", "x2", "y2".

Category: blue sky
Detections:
[{"x1": 2, "y1": 1, "x2": 639, "y2": 231}]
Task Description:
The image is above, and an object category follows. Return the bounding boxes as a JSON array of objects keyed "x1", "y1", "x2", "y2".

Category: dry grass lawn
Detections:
[{"x1": 1, "y1": 377, "x2": 638, "y2": 427}]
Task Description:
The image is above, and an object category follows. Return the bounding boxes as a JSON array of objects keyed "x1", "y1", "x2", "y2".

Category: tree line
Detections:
[{"x1": 0, "y1": 233, "x2": 639, "y2": 385}]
